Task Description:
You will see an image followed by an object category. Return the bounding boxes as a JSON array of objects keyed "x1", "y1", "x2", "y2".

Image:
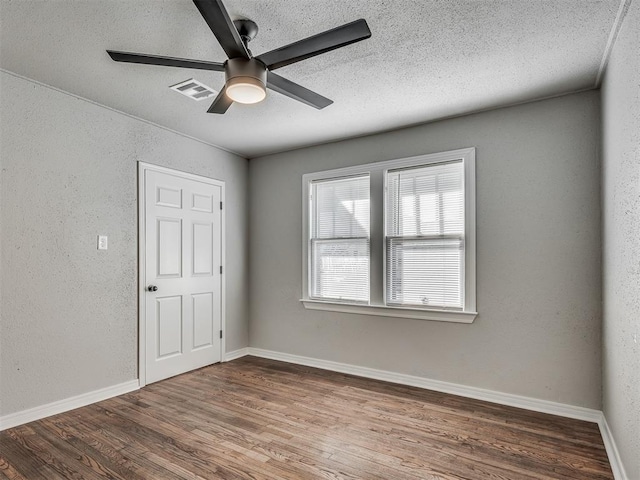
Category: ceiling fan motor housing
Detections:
[{"x1": 225, "y1": 58, "x2": 267, "y2": 89}]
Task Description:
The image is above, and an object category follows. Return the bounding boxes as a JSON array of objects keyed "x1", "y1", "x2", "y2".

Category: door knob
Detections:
[{"x1": 147, "y1": 285, "x2": 158, "y2": 292}]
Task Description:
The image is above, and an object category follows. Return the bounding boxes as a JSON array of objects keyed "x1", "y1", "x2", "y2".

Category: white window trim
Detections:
[{"x1": 301, "y1": 148, "x2": 477, "y2": 323}]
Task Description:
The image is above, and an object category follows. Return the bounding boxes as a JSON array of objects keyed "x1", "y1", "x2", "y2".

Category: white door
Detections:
[{"x1": 141, "y1": 165, "x2": 223, "y2": 385}]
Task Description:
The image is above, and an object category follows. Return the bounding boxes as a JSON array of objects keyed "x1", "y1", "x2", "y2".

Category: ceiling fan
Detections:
[{"x1": 107, "y1": 0, "x2": 371, "y2": 114}]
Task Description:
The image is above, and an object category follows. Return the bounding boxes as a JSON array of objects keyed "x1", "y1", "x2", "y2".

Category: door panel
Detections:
[
  {"x1": 192, "y1": 222, "x2": 213, "y2": 276},
  {"x1": 192, "y1": 193, "x2": 213, "y2": 212},
  {"x1": 143, "y1": 167, "x2": 223, "y2": 384},
  {"x1": 192, "y1": 292, "x2": 213, "y2": 349},
  {"x1": 156, "y1": 185, "x2": 182, "y2": 208},
  {"x1": 157, "y1": 218, "x2": 182, "y2": 277},
  {"x1": 157, "y1": 296, "x2": 182, "y2": 358}
]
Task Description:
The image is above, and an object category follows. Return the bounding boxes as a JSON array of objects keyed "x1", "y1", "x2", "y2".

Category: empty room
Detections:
[{"x1": 0, "y1": 0, "x2": 638, "y2": 478}]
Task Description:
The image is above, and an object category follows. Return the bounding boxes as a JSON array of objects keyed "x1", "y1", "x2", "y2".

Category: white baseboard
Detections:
[
  {"x1": 224, "y1": 347, "x2": 250, "y2": 362},
  {"x1": 0, "y1": 379, "x2": 140, "y2": 431},
  {"x1": 598, "y1": 414, "x2": 629, "y2": 480},
  {"x1": 247, "y1": 348, "x2": 602, "y2": 423}
]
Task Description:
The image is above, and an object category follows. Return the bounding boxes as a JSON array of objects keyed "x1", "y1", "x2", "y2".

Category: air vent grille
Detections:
[{"x1": 170, "y1": 79, "x2": 217, "y2": 101}]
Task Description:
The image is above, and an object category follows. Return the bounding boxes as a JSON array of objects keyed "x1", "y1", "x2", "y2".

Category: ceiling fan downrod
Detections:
[{"x1": 233, "y1": 19, "x2": 259, "y2": 49}]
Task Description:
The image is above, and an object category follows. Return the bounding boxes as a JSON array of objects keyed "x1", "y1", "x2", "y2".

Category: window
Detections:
[
  {"x1": 309, "y1": 175, "x2": 370, "y2": 303},
  {"x1": 302, "y1": 148, "x2": 476, "y2": 323},
  {"x1": 386, "y1": 161, "x2": 465, "y2": 310}
]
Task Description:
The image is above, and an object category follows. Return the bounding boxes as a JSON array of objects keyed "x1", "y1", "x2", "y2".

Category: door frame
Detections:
[{"x1": 138, "y1": 161, "x2": 226, "y2": 387}]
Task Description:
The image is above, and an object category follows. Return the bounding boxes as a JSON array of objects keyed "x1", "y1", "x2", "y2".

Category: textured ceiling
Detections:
[{"x1": 0, "y1": 0, "x2": 621, "y2": 158}]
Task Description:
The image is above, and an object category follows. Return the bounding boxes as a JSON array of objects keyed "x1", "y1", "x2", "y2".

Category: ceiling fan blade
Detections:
[
  {"x1": 267, "y1": 71, "x2": 333, "y2": 110},
  {"x1": 192, "y1": 0, "x2": 249, "y2": 60},
  {"x1": 207, "y1": 86, "x2": 233, "y2": 114},
  {"x1": 107, "y1": 51, "x2": 225, "y2": 71},
  {"x1": 257, "y1": 19, "x2": 371, "y2": 70}
]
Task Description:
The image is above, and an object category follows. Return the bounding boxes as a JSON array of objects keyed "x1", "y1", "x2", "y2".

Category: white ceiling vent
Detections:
[{"x1": 170, "y1": 79, "x2": 217, "y2": 101}]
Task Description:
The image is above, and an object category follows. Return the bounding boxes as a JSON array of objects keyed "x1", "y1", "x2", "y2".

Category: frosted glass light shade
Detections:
[{"x1": 226, "y1": 76, "x2": 266, "y2": 104}]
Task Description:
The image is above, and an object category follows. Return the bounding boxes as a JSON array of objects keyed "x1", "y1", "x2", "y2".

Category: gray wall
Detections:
[
  {"x1": 601, "y1": 0, "x2": 640, "y2": 477},
  {"x1": 0, "y1": 72, "x2": 249, "y2": 416},
  {"x1": 250, "y1": 91, "x2": 602, "y2": 408}
]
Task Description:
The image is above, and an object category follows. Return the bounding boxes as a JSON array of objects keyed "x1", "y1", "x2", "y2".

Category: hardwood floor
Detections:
[{"x1": 0, "y1": 356, "x2": 613, "y2": 479}]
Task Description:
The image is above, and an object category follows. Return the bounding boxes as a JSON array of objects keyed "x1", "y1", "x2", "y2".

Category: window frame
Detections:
[
  {"x1": 308, "y1": 173, "x2": 371, "y2": 304},
  {"x1": 384, "y1": 159, "x2": 466, "y2": 311},
  {"x1": 301, "y1": 148, "x2": 477, "y2": 323}
]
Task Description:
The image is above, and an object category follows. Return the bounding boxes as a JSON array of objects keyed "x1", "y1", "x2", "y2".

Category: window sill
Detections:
[{"x1": 300, "y1": 299, "x2": 477, "y2": 323}]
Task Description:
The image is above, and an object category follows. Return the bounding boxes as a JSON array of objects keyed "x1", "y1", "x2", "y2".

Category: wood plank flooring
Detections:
[{"x1": 0, "y1": 356, "x2": 613, "y2": 479}]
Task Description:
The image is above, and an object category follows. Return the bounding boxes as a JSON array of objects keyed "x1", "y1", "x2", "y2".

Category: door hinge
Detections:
[
  {"x1": 220, "y1": 265, "x2": 223, "y2": 274},
  {"x1": 220, "y1": 201, "x2": 223, "y2": 210},
  {"x1": 219, "y1": 330, "x2": 223, "y2": 339}
]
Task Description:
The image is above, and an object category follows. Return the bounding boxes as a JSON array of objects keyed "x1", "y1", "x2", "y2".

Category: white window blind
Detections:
[
  {"x1": 386, "y1": 160, "x2": 465, "y2": 310},
  {"x1": 310, "y1": 175, "x2": 370, "y2": 303}
]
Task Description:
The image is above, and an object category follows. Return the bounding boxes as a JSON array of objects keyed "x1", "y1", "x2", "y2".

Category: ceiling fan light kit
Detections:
[
  {"x1": 225, "y1": 58, "x2": 267, "y2": 104},
  {"x1": 106, "y1": 0, "x2": 371, "y2": 114}
]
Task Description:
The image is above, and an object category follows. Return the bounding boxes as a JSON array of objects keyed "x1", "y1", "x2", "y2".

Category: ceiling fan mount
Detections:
[
  {"x1": 233, "y1": 19, "x2": 259, "y2": 45},
  {"x1": 107, "y1": 0, "x2": 371, "y2": 114}
]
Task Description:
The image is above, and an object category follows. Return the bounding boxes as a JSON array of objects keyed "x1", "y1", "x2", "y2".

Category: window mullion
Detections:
[{"x1": 369, "y1": 170, "x2": 384, "y2": 306}]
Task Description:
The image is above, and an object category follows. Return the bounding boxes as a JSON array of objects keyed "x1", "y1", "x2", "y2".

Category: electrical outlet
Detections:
[{"x1": 98, "y1": 235, "x2": 108, "y2": 250}]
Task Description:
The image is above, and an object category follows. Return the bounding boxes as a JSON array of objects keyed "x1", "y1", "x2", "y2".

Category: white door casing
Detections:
[{"x1": 139, "y1": 162, "x2": 224, "y2": 386}]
